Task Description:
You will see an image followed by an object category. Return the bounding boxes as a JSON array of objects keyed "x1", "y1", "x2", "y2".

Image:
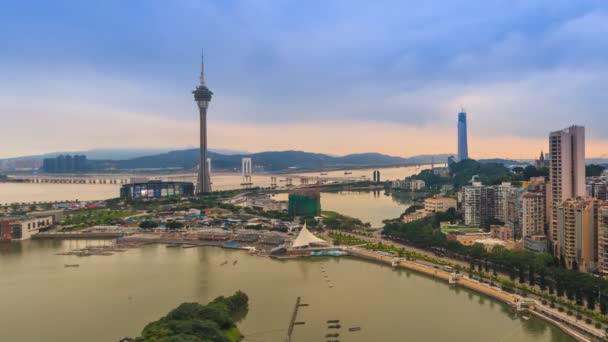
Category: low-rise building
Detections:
[
  {"x1": 410, "y1": 180, "x2": 426, "y2": 191},
  {"x1": 424, "y1": 196, "x2": 457, "y2": 213},
  {"x1": 0, "y1": 218, "x2": 15, "y2": 242},
  {"x1": 402, "y1": 209, "x2": 431, "y2": 223},
  {"x1": 524, "y1": 235, "x2": 548, "y2": 253},
  {"x1": 446, "y1": 232, "x2": 491, "y2": 246},
  {"x1": 120, "y1": 181, "x2": 194, "y2": 200},
  {"x1": 490, "y1": 225, "x2": 513, "y2": 241},
  {"x1": 10, "y1": 216, "x2": 53, "y2": 241}
]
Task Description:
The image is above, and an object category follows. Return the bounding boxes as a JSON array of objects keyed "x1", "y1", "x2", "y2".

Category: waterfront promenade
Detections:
[{"x1": 345, "y1": 246, "x2": 603, "y2": 342}]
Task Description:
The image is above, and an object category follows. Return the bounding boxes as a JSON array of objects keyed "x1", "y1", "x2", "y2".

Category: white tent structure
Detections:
[{"x1": 291, "y1": 223, "x2": 328, "y2": 248}]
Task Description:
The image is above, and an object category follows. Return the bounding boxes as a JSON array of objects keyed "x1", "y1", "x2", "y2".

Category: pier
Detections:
[{"x1": 285, "y1": 296, "x2": 307, "y2": 342}]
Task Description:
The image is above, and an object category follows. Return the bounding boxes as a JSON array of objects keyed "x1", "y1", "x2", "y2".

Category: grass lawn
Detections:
[
  {"x1": 439, "y1": 222, "x2": 482, "y2": 234},
  {"x1": 61, "y1": 209, "x2": 137, "y2": 230}
]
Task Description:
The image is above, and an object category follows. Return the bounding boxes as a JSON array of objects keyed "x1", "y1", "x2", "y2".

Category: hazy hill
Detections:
[{"x1": 114, "y1": 150, "x2": 425, "y2": 171}]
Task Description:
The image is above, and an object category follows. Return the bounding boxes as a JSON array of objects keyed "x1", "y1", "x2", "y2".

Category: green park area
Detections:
[
  {"x1": 61, "y1": 209, "x2": 137, "y2": 231},
  {"x1": 439, "y1": 222, "x2": 482, "y2": 235}
]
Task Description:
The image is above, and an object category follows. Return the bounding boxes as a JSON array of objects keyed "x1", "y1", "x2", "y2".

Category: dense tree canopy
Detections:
[
  {"x1": 382, "y1": 213, "x2": 608, "y2": 315},
  {"x1": 586, "y1": 164, "x2": 606, "y2": 177},
  {"x1": 139, "y1": 221, "x2": 159, "y2": 230},
  {"x1": 166, "y1": 221, "x2": 185, "y2": 230},
  {"x1": 132, "y1": 291, "x2": 248, "y2": 342}
]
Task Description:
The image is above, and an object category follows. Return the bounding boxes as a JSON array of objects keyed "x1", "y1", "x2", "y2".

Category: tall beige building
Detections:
[
  {"x1": 557, "y1": 197, "x2": 600, "y2": 272},
  {"x1": 598, "y1": 206, "x2": 608, "y2": 277},
  {"x1": 549, "y1": 125, "x2": 585, "y2": 253}
]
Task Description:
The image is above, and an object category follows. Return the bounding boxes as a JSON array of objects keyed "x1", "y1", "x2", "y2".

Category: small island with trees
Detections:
[{"x1": 122, "y1": 291, "x2": 248, "y2": 342}]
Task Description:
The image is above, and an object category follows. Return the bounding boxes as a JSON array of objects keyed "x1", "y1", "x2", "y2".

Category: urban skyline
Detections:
[
  {"x1": 3, "y1": 1, "x2": 608, "y2": 159},
  {"x1": 4, "y1": 2, "x2": 608, "y2": 341}
]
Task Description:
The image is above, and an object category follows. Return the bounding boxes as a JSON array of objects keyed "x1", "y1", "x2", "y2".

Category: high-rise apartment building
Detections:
[
  {"x1": 520, "y1": 192, "x2": 546, "y2": 238},
  {"x1": 463, "y1": 182, "x2": 514, "y2": 228},
  {"x1": 457, "y1": 110, "x2": 468, "y2": 161},
  {"x1": 493, "y1": 182, "x2": 513, "y2": 223},
  {"x1": 549, "y1": 125, "x2": 585, "y2": 253},
  {"x1": 598, "y1": 206, "x2": 608, "y2": 277},
  {"x1": 519, "y1": 177, "x2": 547, "y2": 239},
  {"x1": 557, "y1": 197, "x2": 601, "y2": 272},
  {"x1": 464, "y1": 182, "x2": 497, "y2": 227}
]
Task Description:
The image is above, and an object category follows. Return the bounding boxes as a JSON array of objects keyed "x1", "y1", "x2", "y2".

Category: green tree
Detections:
[
  {"x1": 139, "y1": 221, "x2": 159, "y2": 230},
  {"x1": 586, "y1": 164, "x2": 606, "y2": 177},
  {"x1": 166, "y1": 221, "x2": 185, "y2": 230}
]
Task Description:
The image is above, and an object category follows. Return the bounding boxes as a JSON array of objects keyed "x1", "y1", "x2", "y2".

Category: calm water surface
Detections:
[
  {"x1": 0, "y1": 166, "x2": 424, "y2": 204},
  {"x1": 0, "y1": 240, "x2": 572, "y2": 342},
  {"x1": 274, "y1": 190, "x2": 409, "y2": 227}
]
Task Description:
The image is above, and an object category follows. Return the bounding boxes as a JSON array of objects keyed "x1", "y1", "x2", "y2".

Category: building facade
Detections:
[
  {"x1": 425, "y1": 196, "x2": 457, "y2": 213},
  {"x1": 599, "y1": 207, "x2": 608, "y2": 277},
  {"x1": 457, "y1": 110, "x2": 468, "y2": 161},
  {"x1": 0, "y1": 218, "x2": 15, "y2": 242},
  {"x1": 464, "y1": 183, "x2": 491, "y2": 226},
  {"x1": 120, "y1": 181, "x2": 195, "y2": 200},
  {"x1": 410, "y1": 180, "x2": 426, "y2": 191},
  {"x1": 493, "y1": 182, "x2": 513, "y2": 223},
  {"x1": 42, "y1": 154, "x2": 87, "y2": 173},
  {"x1": 549, "y1": 125, "x2": 585, "y2": 253},
  {"x1": 287, "y1": 189, "x2": 321, "y2": 217},
  {"x1": 557, "y1": 197, "x2": 601, "y2": 272},
  {"x1": 10, "y1": 216, "x2": 53, "y2": 241},
  {"x1": 520, "y1": 192, "x2": 546, "y2": 238}
]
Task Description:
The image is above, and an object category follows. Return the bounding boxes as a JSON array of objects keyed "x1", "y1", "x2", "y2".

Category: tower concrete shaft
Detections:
[
  {"x1": 193, "y1": 50, "x2": 213, "y2": 194},
  {"x1": 197, "y1": 104, "x2": 211, "y2": 193}
]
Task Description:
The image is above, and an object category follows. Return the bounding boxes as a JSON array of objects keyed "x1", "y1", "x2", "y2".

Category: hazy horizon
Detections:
[{"x1": 3, "y1": 1, "x2": 608, "y2": 159}]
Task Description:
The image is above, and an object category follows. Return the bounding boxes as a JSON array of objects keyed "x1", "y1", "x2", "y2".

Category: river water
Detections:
[
  {"x1": 0, "y1": 166, "x2": 424, "y2": 204},
  {"x1": 0, "y1": 240, "x2": 572, "y2": 342},
  {"x1": 0, "y1": 165, "x2": 574, "y2": 341},
  {"x1": 273, "y1": 190, "x2": 408, "y2": 227}
]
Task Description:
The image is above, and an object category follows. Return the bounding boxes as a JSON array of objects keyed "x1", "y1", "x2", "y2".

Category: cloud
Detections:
[{"x1": 2, "y1": 0, "x2": 608, "y2": 158}]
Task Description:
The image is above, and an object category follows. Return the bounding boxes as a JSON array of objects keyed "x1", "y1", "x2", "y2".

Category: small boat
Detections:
[
  {"x1": 327, "y1": 320, "x2": 340, "y2": 324},
  {"x1": 522, "y1": 315, "x2": 531, "y2": 321},
  {"x1": 328, "y1": 324, "x2": 341, "y2": 329},
  {"x1": 329, "y1": 285, "x2": 334, "y2": 288},
  {"x1": 344, "y1": 171, "x2": 352, "y2": 175},
  {"x1": 64, "y1": 264, "x2": 80, "y2": 267},
  {"x1": 348, "y1": 327, "x2": 361, "y2": 332},
  {"x1": 325, "y1": 333, "x2": 339, "y2": 338}
]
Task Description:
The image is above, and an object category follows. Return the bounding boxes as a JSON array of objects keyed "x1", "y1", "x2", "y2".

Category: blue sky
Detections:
[{"x1": 2, "y1": 0, "x2": 608, "y2": 158}]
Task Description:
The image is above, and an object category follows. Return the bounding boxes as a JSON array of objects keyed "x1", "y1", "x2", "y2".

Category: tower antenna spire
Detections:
[{"x1": 200, "y1": 48, "x2": 206, "y2": 86}]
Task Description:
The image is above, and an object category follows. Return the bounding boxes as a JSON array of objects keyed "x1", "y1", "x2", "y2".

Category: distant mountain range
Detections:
[
  {"x1": 3, "y1": 147, "x2": 606, "y2": 173},
  {"x1": 0, "y1": 148, "x2": 249, "y2": 162},
  {"x1": 112, "y1": 150, "x2": 452, "y2": 172}
]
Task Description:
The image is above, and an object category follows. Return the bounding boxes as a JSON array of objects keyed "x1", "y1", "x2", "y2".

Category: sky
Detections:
[{"x1": 2, "y1": 0, "x2": 608, "y2": 159}]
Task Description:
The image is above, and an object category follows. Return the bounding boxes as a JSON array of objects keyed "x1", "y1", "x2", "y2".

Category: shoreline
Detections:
[{"x1": 109, "y1": 237, "x2": 602, "y2": 342}]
